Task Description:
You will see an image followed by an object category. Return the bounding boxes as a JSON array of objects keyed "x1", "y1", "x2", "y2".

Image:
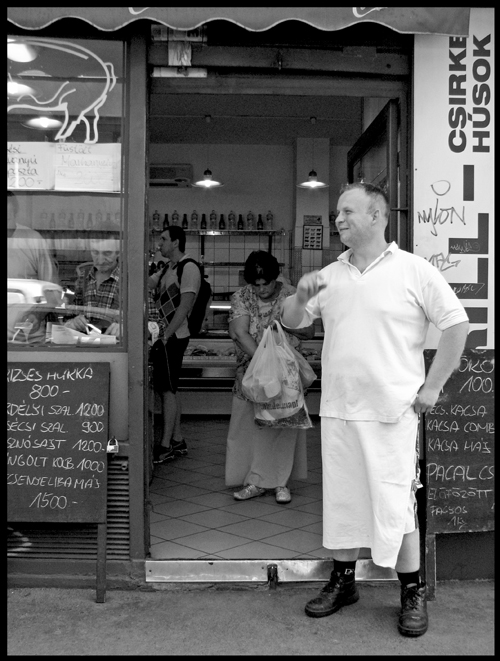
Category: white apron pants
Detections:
[{"x1": 321, "y1": 407, "x2": 419, "y2": 568}]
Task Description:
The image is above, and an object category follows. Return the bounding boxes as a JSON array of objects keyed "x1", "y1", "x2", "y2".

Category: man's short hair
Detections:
[
  {"x1": 340, "y1": 182, "x2": 390, "y2": 219},
  {"x1": 165, "y1": 225, "x2": 186, "y2": 252}
]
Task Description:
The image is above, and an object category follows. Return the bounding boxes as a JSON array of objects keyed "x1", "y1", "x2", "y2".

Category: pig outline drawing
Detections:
[{"x1": 8, "y1": 38, "x2": 117, "y2": 144}]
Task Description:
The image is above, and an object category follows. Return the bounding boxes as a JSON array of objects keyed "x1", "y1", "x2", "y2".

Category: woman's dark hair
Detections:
[{"x1": 243, "y1": 250, "x2": 280, "y2": 284}]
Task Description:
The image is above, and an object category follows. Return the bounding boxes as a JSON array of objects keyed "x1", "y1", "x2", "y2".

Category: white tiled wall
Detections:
[{"x1": 149, "y1": 141, "x2": 349, "y2": 298}]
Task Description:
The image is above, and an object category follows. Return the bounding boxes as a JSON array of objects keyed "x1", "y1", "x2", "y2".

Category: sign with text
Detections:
[
  {"x1": 414, "y1": 9, "x2": 494, "y2": 349},
  {"x1": 7, "y1": 142, "x2": 55, "y2": 190},
  {"x1": 424, "y1": 349, "x2": 494, "y2": 534},
  {"x1": 7, "y1": 362, "x2": 110, "y2": 523},
  {"x1": 54, "y1": 143, "x2": 121, "y2": 192},
  {"x1": 7, "y1": 142, "x2": 121, "y2": 192}
]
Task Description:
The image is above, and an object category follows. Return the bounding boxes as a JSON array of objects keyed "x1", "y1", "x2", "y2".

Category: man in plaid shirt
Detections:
[{"x1": 65, "y1": 229, "x2": 121, "y2": 336}]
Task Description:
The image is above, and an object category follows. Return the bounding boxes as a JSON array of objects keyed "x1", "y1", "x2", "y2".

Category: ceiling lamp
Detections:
[
  {"x1": 192, "y1": 168, "x2": 224, "y2": 189},
  {"x1": 7, "y1": 80, "x2": 36, "y2": 97},
  {"x1": 7, "y1": 39, "x2": 38, "y2": 63},
  {"x1": 297, "y1": 117, "x2": 329, "y2": 190},
  {"x1": 297, "y1": 169, "x2": 329, "y2": 190},
  {"x1": 192, "y1": 115, "x2": 224, "y2": 189},
  {"x1": 24, "y1": 116, "x2": 63, "y2": 129}
]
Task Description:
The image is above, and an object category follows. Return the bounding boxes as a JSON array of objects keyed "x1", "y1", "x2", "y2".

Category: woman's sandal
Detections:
[
  {"x1": 275, "y1": 486, "x2": 291, "y2": 503},
  {"x1": 233, "y1": 484, "x2": 266, "y2": 500}
]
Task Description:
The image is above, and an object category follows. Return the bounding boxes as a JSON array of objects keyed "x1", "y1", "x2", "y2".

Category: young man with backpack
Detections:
[{"x1": 148, "y1": 225, "x2": 203, "y2": 463}]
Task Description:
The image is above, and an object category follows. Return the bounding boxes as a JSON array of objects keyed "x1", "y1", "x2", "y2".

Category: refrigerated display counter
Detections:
[{"x1": 179, "y1": 332, "x2": 323, "y2": 415}]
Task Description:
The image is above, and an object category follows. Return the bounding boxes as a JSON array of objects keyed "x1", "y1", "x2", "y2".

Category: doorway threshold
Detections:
[{"x1": 146, "y1": 558, "x2": 397, "y2": 583}]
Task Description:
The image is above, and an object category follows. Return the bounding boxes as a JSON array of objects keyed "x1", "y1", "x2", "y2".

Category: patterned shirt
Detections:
[
  {"x1": 74, "y1": 263, "x2": 120, "y2": 329},
  {"x1": 229, "y1": 281, "x2": 301, "y2": 400},
  {"x1": 148, "y1": 255, "x2": 200, "y2": 340}
]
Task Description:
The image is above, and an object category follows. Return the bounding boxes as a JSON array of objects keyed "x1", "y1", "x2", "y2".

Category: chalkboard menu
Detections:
[
  {"x1": 424, "y1": 349, "x2": 494, "y2": 534},
  {"x1": 7, "y1": 362, "x2": 110, "y2": 523}
]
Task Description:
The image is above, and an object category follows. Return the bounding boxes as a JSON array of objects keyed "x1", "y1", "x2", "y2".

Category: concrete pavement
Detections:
[{"x1": 7, "y1": 580, "x2": 494, "y2": 655}]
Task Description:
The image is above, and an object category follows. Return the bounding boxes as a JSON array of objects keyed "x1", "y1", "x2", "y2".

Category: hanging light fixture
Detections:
[
  {"x1": 7, "y1": 79, "x2": 36, "y2": 97},
  {"x1": 297, "y1": 117, "x2": 329, "y2": 190},
  {"x1": 192, "y1": 115, "x2": 224, "y2": 188},
  {"x1": 23, "y1": 115, "x2": 63, "y2": 130},
  {"x1": 7, "y1": 38, "x2": 38, "y2": 63}
]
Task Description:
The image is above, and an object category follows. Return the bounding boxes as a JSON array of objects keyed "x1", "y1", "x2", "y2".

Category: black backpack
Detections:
[{"x1": 176, "y1": 258, "x2": 212, "y2": 337}]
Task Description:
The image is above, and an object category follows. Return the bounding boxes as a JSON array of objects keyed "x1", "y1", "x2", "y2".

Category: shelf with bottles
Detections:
[
  {"x1": 200, "y1": 261, "x2": 285, "y2": 267},
  {"x1": 35, "y1": 210, "x2": 121, "y2": 235},
  {"x1": 149, "y1": 210, "x2": 277, "y2": 233},
  {"x1": 148, "y1": 228, "x2": 284, "y2": 237},
  {"x1": 42, "y1": 227, "x2": 116, "y2": 233},
  {"x1": 184, "y1": 229, "x2": 285, "y2": 236}
]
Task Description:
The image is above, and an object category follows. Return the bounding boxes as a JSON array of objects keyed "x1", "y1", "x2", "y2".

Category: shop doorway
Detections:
[
  {"x1": 145, "y1": 73, "x2": 409, "y2": 581},
  {"x1": 347, "y1": 98, "x2": 408, "y2": 248}
]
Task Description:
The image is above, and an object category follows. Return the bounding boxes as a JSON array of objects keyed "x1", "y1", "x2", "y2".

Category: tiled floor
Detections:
[{"x1": 148, "y1": 415, "x2": 334, "y2": 560}]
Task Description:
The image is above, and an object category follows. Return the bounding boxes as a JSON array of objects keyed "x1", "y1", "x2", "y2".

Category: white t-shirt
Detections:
[{"x1": 298, "y1": 243, "x2": 469, "y2": 422}]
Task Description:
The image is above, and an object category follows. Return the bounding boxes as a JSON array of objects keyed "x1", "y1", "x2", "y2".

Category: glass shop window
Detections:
[{"x1": 7, "y1": 37, "x2": 126, "y2": 348}]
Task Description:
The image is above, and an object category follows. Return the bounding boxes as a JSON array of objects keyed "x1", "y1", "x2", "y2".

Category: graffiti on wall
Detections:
[
  {"x1": 417, "y1": 172, "x2": 489, "y2": 348},
  {"x1": 413, "y1": 9, "x2": 494, "y2": 350}
]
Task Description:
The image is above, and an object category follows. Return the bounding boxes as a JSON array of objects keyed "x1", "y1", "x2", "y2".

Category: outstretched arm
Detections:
[
  {"x1": 281, "y1": 271, "x2": 324, "y2": 328},
  {"x1": 413, "y1": 320, "x2": 469, "y2": 413}
]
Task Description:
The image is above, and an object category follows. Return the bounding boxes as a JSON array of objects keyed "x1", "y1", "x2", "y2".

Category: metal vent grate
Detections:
[
  {"x1": 149, "y1": 163, "x2": 193, "y2": 187},
  {"x1": 7, "y1": 456, "x2": 130, "y2": 560}
]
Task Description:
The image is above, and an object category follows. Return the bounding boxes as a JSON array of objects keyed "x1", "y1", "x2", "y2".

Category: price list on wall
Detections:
[
  {"x1": 302, "y1": 215, "x2": 324, "y2": 250},
  {"x1": 7, "y1": 362, "x2": 110, "y2": 523},
  {"x1": 424, "y1": 350, "x2": 494, "y2": 534}
]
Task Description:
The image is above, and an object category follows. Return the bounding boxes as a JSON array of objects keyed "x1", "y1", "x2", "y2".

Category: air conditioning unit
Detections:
[{"x1": 149, "y1": 164, "x2": 193, "y2": 187}]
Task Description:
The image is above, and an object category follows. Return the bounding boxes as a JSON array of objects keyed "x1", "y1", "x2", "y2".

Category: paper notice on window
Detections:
[
  {"x1": 54, "y1": 143, "x2": 121, "y2": 192},
  {"x1": 7, "y1": 142, "x2": 55, "y2": 190}
]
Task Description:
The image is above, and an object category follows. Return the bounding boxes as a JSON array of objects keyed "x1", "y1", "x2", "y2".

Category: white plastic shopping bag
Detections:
[
  {"x1": 246, "y1": 321, "x2": 312, "y2": 429},
  {"x1": 241, "y1": 324, "x2": 282, "y2": 402},
  {"x1": 290, "y1": 346, "x2": 317, "y2": 389}
]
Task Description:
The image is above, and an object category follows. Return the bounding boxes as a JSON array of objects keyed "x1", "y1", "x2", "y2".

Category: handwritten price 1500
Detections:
[{"x1": 29, "y1": 492, "x2": 68, "y2": 509}]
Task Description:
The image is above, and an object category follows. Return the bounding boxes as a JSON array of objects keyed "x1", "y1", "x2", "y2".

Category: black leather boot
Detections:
[
  {"x1": 305, "y1": 571, "x2": 359, "y2": 618},
  {"x1": 398, "y1": 582, "x2": 428, "y2": 637}
]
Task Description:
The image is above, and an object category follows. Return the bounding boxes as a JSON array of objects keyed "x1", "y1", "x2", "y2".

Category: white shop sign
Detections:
[{"x1": 413, "y1": 8, "x2": 494, "y2": 349}]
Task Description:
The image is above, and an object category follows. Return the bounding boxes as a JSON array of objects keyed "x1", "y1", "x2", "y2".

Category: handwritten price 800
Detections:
[{"x1": 29, "y1": 385, "x2": 106, "y2": 418}]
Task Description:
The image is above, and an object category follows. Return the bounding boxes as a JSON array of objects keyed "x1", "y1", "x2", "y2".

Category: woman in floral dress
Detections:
[{"x1": 226, "y1": 251, "x2": 314, "y2": 504}]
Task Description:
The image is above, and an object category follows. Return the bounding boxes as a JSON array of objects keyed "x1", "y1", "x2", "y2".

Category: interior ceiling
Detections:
[
  {"x1": 147, "y1": 18, "x2": 406, "y2": 146},
  {"x1": 148, "y1": 93, "x2": 363, "y2": 145}
]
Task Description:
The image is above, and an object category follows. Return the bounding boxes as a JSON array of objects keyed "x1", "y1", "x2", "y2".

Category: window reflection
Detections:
[
  {"x1": 63, "y1": 222, "x2": 121, "y2": 340},
  {"x1": 7, "y1": 37, "x2": 125, "y2": 348}
]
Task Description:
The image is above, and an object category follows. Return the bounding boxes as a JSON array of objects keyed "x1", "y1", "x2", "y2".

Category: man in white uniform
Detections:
[{"x1": 282, "y1": 182, "x2": 469, "y2": 637}]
